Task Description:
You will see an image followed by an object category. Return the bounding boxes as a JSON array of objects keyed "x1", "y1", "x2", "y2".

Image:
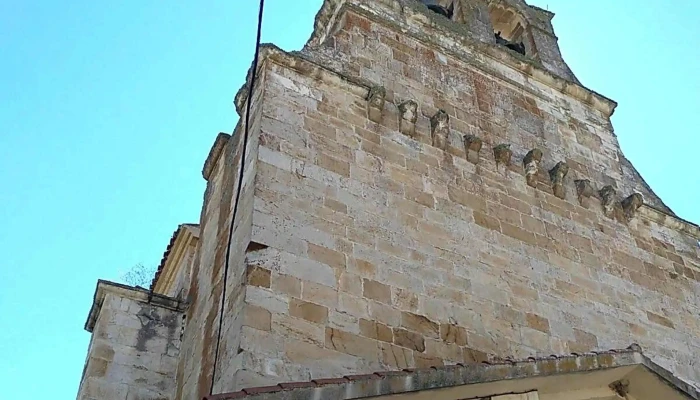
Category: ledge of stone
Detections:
[
  {"x1": 84, "y1": 280, "x2": 187, "y2": 333},
  {"x1": 203, "y1": 132, "x2": 232, "y2": 181},
  {"x1": 204, "y1": 346, "x2": 700, "y2": 400},
  {"x1": 638, "y1": 205, "x2": 700, "y2": 240},
  {"x1": 233, "y1": 43, "x2": 376, "y2": 117}
]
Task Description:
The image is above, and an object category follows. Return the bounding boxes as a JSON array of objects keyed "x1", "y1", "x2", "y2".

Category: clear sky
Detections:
[{"x1": 0, "y1": 0, "x2": 698, "y2": 398}]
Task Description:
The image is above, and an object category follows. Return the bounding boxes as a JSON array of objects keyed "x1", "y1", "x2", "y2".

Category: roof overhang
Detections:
[
  {"x1": 205, "y1": 349, "x2": 699, "y2": 400},
  {"x1": 150, "y1": 223, "x2": 200, "y2": 295}
]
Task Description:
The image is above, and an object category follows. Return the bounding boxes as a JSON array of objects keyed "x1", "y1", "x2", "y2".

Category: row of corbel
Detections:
[{"x1": 366, "y1": 86, "x2": 644, "y2": 223}]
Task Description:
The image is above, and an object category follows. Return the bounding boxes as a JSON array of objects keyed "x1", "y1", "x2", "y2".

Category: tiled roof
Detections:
[
  {"x1": 149, "y1": 223, "x2": 199, "y2": 292},
  {"x1": 204, "y1": 345, "x2": 699, "y2": 400}
]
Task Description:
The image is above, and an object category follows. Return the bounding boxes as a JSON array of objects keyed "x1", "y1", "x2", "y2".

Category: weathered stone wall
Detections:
[
  {"x1": 175, "y1": 74, "x2": 265, "y2": 399},
  {"x1": 78, "y1": 289, "x2": 183, "y2": 400},
  {"x1": 224, "y1": 4, "x2": 700, "y2": 391}
]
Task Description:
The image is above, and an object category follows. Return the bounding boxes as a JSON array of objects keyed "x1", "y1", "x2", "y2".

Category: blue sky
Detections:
[{"x1": 0, "y1": 0, "x2": 697, "y2": 398}]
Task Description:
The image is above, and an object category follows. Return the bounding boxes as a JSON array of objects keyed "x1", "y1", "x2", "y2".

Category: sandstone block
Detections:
[
  {"x1": 380, "y1": 342, "x2": 413, "y2": 369},
  {"x1": 307, "y1": 243, "x2": 347, "y2": 270},
  {"x1": 392, "y1": 288, "x2": 419, "y2": 312},
  {"x1": 425, "y1": 339, "x2": 463, "y2": 363},
  {"x1": 340, "y1": 273, "x2": 363, "y2": 296},
  {"x1": 463, "y1": 347, "x2": 490, "y2": 363},
  {"x1": 290, "y1": 298, "x2": 329, "y2": 324},
  {"x1": 325, "y1": 328, "x2": 380, "y2": 361},
  {"x1": 329, "y1": 310, "x2": 360, "y2": 333},
  {"x1": 284, "y1": 339, "x2": 360, "y2": 369},
  {"x1": 338, "y1": 292, "x2": 370, "y2": 318},
  {"x1": 400, "y1": 312, "x2": 439, "y2": 339},
  {"x1": 473, "y1": 211, "x2": 501, "y2": 231},
  {"x1": 302, "y1": 281, "x2": 339, "y2": 308},
  {"x1": 245, "y1": 286, "x2": 289, "y2": 314},
  {"x1": 272, "y1": 314, "x2": 326, "y2": 346},
  {"x1": 244, "y1": 304, "x2": 272, "y2": 331},
  {"x1": 279, "y1": 251, "x2": 337, "y2": 288},
  {"x1": 271, "y1": 274, "x2": 302, "y2": 298},
  {"x1": 363, "y1": 279, "x2": 391, "y2": 303},
  {"x1": 359, "y1": 319, "x2": 393, "y2": 343},
  {"x1": 440, "y1": 324, "x2": 468, "y2": 346},
  {"x1": 647, "y1": 311, "x2": 675, "y2": 329},
  {"x1": 318, "y1": 152, "x2": 351, "y2": 178},
  {"x1": 247, "y1": 265, "x2": 271, "y2": 288},
  {"x1": 414, "y1": 352, "x2": 444, "y2": 368},
  {"x1": 369, "y1": 301, "x2": 401, "y2": 326},
  {"x1": 393, "y1": 328, "x2": 425, "y2": 352}
]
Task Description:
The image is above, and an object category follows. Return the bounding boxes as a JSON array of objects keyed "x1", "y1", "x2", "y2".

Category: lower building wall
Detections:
[{"x1": 78, "y1": 291, "x2": 183, "y2": 400}]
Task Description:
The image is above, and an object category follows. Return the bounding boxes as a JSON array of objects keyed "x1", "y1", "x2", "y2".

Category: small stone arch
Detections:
[{"x1": 487, "y1": 2, "x2": 536, "y2": 56}]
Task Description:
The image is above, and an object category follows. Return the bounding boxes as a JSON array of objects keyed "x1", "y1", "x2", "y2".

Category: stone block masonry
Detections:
[
  {"x1": 77, "y1": 1, "x2": 700, "y2": 398},
  {"x1": 78, "y1": 281, "x2": 185, "y2": 400},
  {"x1": 191, "y1": 3, "x2": 700, "y2": 392}
]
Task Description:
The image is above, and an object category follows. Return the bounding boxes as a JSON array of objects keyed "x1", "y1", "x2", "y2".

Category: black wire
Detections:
[{"x1": 209, "y1": 0, "x2": 265, "y2": 395}]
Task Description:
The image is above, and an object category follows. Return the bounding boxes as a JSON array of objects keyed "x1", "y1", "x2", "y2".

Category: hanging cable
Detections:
[{"x1": 209, "y1": 0, "x2": 265, "y2": 395}]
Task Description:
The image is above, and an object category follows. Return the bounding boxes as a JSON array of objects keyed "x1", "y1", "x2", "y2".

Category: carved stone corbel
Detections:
[
  {"x1": 622, "y1": 193, "x2": 644, "y2": 221},
  {"x1": 463, "y1": 135, "x2": 482, "y2": 164},
  {"x1": 523, "y1": 149, "x2": 543, "y2": 187},
  {"x1": 493, "y1": 144, "x2": 512, "y2": 168},
  {"x1": 549, "y1": 162, "x2": 569, "y2": 199},
  {"x1": 366, "y1": 85, "x2": 386, "y2": 123},
  {"x1": 575, "y1": 179, "x2": 595, "y2": 206},
  {"x1": 398, "y1": 100, "x2": 418, "y2": 137},
  {"x1": 430, "y1": 110, "x2": 450, "y2": 150},
  {"x1": 599, "y1": 185, "x2": 617, "y2": 218}
]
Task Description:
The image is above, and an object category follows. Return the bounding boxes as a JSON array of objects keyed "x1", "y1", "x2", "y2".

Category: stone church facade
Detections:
[{"x1": 77, "y1": 1, "x2": 700, "y2": 399}]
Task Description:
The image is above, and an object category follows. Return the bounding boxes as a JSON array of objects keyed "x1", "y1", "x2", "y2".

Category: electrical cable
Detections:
[{"x1": 209, "y1": 0, "x2": 266, "y2": 395}]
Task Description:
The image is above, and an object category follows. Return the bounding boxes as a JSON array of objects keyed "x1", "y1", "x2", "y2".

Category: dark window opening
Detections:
[
  {"x1": 420, "y1": 0, "x2": 454, "y2": 19},
  {"x1": 489, "y1": 5, "x2": 529, "y2": 56},
  {"x1": 495, "y1": 31, "x2": 526, "y2": 55}
]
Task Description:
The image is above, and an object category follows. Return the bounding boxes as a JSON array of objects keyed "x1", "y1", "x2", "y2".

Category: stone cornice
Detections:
[
  {"x1": 202, "y1": 132, "x2": 231, "y2": 181},
  {"x1": 230, "y1": 40, "x2": 699, "y2": 247},
  {"x1": 639, "y1": 205, "x2": 700, "y2": 240},
  {"x1": 84, "y1": 280, "x2": 187, "y2": 333},
  {"x1": 203, "y1": 345, "x2": 700, "y2": 400}
]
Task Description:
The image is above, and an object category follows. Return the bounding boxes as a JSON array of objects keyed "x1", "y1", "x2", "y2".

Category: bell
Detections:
[{"x1": 420, "y1": 0, "x2": 454, "y2": 19}]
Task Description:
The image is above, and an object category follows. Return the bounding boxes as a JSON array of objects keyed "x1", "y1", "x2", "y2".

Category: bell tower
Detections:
[
  {"x1": 76, "y1": 0, "x2": 700, "y2": 398},
  {"x1": 173, "y1": 0, "x2": 700, "y2": 395}
]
